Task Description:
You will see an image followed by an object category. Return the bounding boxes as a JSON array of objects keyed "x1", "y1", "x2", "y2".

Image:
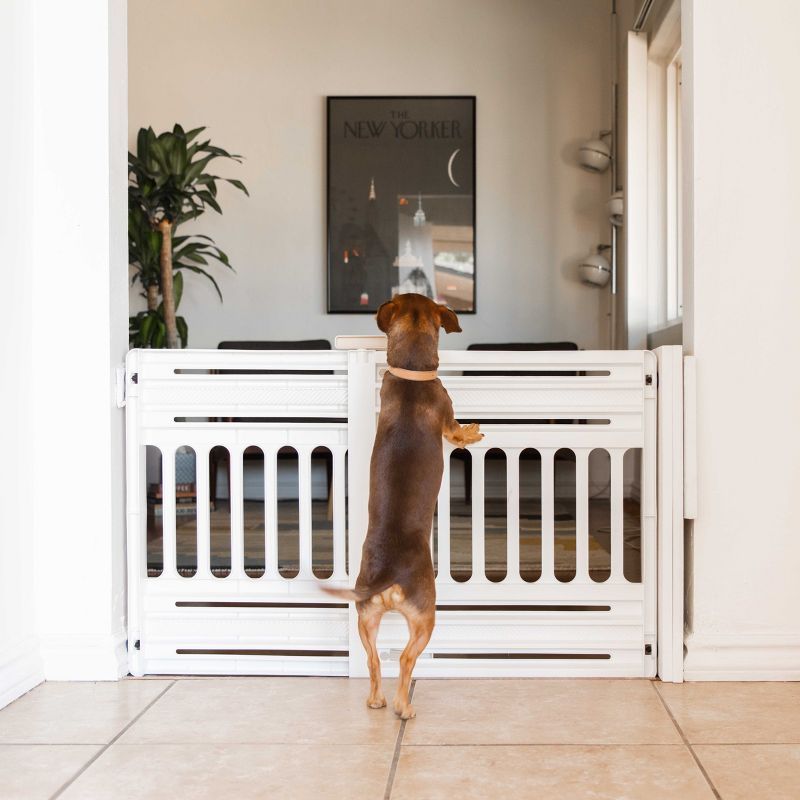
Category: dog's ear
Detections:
[
  {"x1": 376, "y1": 300, "x2": 397, "y2": 333},
  {"x1": 437, "y1": 304, "x2": 462, "y2": 333}
]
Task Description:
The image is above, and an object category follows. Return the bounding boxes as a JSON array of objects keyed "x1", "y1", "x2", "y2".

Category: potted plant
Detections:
[{"x1": 128, "y1": 125, "x2": 248, "y2": 348}]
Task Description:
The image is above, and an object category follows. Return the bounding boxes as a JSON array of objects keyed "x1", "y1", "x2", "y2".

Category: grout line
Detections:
[
  {"x1": 48, "y1": 680, "x2": 176, "y2": 800},
  {"x1": 652, "y1": 682, "x2": 722, "y2": 800},
  {"x1": 0, "y1": 743, "x2": 108, "y2": 747},
  {"x1": 384, "y1": 679, "x2": 416, "y2": 800},
  {"x1": 0, "y1": 741, "x2": 729, "y2": 748},
  {"x1": 393, "y1": 742, "x2": 693, "y2": 748}
]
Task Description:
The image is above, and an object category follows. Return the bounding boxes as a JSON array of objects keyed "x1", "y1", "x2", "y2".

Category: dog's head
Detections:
[{"x1": 376, "y1": 293, "x2": 461, "y2": 371}]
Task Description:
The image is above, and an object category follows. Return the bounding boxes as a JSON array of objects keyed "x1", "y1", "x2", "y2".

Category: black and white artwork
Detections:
[{"x1": 327, "y1": 96, "x2": 475, "y2": 313}]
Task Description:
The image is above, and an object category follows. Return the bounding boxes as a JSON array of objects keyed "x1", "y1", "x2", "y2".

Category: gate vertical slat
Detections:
[
  {"x1": 346, "y1": 349, "x2": 377, "y2": 678},
  {"x1": 470, "y1": 449, "x2": 486, "y2": 582},
  {"x1": 298, "y1": 447, "x2": 313, "y2": 578},
  {"x1": 263, "y1": 447, "x2": 280, "y2": 580},
  {"x1": 539, "y1": 448, "x2": 556, "y2": 583},
  {"x1": 640, "y1": 354, "x2": 664, "y2": 682},
  {"x1": 655, "y1": 346, "x2": 683, "y2": 681},
  {"x1": 229, "y1": 445, "x2": 245, "y2": 579},
  {"x1": 195, "y1": 445, "x2": 211, "y2": 578},
  {"x1": 125, "y1": 351, "x2": 144, "y2": 677},
  {"x1": 610, "y1": 448, "x2": 625, "y2": 582},
  {"x1": 505, "y1": 449, "x2": 521, "y2": 582},
  {"x1": 575, "y1": 448, "x2": 590, "y2": 582},
  {"x1": 332, "y1": 447, "x2": 347, "y2": 580},
  {"x1": 161, "y1": 445, "x2": 178, "y2": 579},
  {"x1": 436, "y1": 452, "x2": 452, "y2": 583}
]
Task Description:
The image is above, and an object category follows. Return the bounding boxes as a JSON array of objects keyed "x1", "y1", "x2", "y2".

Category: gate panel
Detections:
[
  {"x1": 126, "y1": 347, "x2": 659, "y2": 678},
  {"x1": 125, "y1": 349, "x2": 351, "y2": 677},
  {"x1": 358, "y1": 350, "x2": 658, "y2": 678}
]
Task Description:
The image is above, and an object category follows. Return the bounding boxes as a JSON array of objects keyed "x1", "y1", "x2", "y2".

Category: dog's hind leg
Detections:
[
  {"x1": 357, "y1": 600, "x2": 386, "y2": 709},
  {"x1": 393, "y1": 602, "x2": 435, "y2": 720}
]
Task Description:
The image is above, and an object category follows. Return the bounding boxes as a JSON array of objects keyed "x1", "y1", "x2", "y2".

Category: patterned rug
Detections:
[{"x1": 148, "y1": 498, "x2": 641, "y2": 581}]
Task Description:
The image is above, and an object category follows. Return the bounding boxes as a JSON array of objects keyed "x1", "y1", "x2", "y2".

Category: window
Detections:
[
  {"x1": 626, "y1": 0, "x2": 683, "y2": 346},
  {"x1": 666, "y1": 49, "x2": 683, "y2": 323}
]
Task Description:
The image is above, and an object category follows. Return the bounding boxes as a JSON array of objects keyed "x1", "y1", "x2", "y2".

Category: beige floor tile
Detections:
[
  {"x1": 404, "y1": 679, "x2": 681, "y2": 744},
  {"x1": 392, "y1": 744, "x2": 715, "y2": 800},
  {"x1": 119, "y1": 677, "x2": 401, "y2": 745},
  {"x1": 0, "y1": 680, "x2": 173, "y2": 744},
  {"x1": 60, "y1": 743, "x2": 391, "y2": 800},
  {"x1": 694, "y1": 744, "x2": 800, "y2": 800},
  {"x1": 657, "y1": 682, "x2": 800, "y2": 743},
  {"x1": 0, "y1": 744, "x2": 100, "y2": 800}
]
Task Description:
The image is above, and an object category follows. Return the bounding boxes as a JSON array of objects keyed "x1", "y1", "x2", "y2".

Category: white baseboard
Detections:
[
  {"x1": 684, "y1": 632, "x2": 800, "y2": 681},
  {"x1": 0, "y1": 637, "x2": 44, "y2": 710},
  {"x1": 39, "y1": 629, "x2": 128, "y2": 681}
]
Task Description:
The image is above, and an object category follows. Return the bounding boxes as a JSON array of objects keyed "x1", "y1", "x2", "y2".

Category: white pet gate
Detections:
[{"x1": 124, "y1": 346, "x2": 684, "y2": 680}]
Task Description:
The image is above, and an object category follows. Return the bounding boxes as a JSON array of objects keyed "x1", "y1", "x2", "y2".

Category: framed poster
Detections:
[{"x1": 327, "y1": 96, "x2": 476, "y2": 313}]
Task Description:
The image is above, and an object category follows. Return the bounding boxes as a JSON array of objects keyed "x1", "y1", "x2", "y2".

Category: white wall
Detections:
[
  {"x1": 30, "y1": 0, "x2": 129, "y2": 681},
  {"x1": 682, "y1": 0, "x2": 800, "y2": 679},
  {"x1": 612, "y1": 0, "x2": 637, "y2": 352},
  {"x1": 0, "y1": 0, "x2": 43, "y2": 708},
  {"x1": 1, "y1": 0, "x2": 129, "y2": 707},
  {"x1": 128, "y1": 0, "x2": 613, "y2": 349}
]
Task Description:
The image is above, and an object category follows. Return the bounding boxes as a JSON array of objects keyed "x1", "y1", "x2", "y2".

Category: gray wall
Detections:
[{"x1": 129, "y1": 0, "x2": 612, "y2": 349}]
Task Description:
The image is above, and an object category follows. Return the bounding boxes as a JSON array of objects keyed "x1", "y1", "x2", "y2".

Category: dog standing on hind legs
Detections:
[{"x1": 324, "y1": 293, "x2": 483, "y2": 719}]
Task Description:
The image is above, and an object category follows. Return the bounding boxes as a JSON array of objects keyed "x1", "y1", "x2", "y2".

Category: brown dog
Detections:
[{"x1": 326, "y1": 293, "x2": 483, "y2": 718}]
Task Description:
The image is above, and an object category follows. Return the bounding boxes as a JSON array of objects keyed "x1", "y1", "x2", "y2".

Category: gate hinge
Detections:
[{"x1": 115, "y1": 365, "x2": 127, "y2": 408}]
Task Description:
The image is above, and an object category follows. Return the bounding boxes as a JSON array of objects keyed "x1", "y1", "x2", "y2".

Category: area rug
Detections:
[{"x1": 148, "y1": 498, "x2": 641, "y2": 582}]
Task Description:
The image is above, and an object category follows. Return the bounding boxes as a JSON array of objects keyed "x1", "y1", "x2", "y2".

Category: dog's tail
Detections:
[{"x1": 321, "y1": 580, "x2": 394, "y2": 603}]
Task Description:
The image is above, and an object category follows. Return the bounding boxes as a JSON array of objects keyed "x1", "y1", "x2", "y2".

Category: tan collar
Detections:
[{"x1": 386, "y1": 365, "x2": 439, "y2": 382}]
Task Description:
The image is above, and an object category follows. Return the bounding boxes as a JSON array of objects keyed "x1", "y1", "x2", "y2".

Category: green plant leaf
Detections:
[
  {"x1": 172, "y1": 270, "x2": 184, "y2": 310},
  {"x1": 197, "y1": 190, "x2": 222, "y2": 214},
  {"x1": 182, "y1": 154, "x2": 217, "y2": 186},
  {"x1": 139, "y1": 311, "x2": 156, "y2": 344},
  {"x1": 184, "y1": 126, "x2": 206, "y2": 143},
  {"x1": 152, "y1": 322, "x2": 165, "y2": 349},
  {"x1": 225, "y1": 178, "x2": 249, "y2": 196},
  {"x1": 176, "y1": 315, "x2": 189, "y2": 348},
  {"x1": 137, "y1": 128, "x2": 149, "y2": 162},
  {"x1": 174, "y1": 263, "x2": 223, "y2": 301},
  {"x1": 172, "y1": 241, "x2": 205, "y2": 260},
  {"x1": 184, "y1": 252, "x2": 209, "y2": 265},
  {"x1": 201, "y1": 246, "x2": 233, "y2": 270},
  {"x1": 147, "y1": 139, "x2": 170, "y2": 176},
  {"x1": 202, "y1": 144, "x2": 242, "y2": 161}
]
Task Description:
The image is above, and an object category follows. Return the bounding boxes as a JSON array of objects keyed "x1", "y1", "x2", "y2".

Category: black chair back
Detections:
[
  {"x1": 216, "y1": 339, "x2": 332, "y2": 375},
  {"x1": 465, "y1": 341, "x2": 579, "y2": 377}
]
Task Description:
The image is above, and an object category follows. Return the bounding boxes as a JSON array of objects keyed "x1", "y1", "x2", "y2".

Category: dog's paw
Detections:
[
  {"x1": 393, "y1": 700, "x2": 416, "y2": 719},
  {"x1": 446, "y1": 422, "x2": 485, "y2": 448},
  {"x1": 461, "y1": 423, "x2": 484, "y2": 446},
  {"x1": 367, "y1": 695, "x2": 387, "y2": 709}
]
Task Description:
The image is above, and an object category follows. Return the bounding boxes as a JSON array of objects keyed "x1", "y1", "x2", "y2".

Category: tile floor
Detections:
[{"x1": 1, "y1": 677, "x2": 799, "y2": 799}]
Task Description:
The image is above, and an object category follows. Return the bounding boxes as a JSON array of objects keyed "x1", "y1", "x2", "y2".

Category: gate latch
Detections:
[{"x1": 115, "y1": 365, "x2": 127, "y2": 408}]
